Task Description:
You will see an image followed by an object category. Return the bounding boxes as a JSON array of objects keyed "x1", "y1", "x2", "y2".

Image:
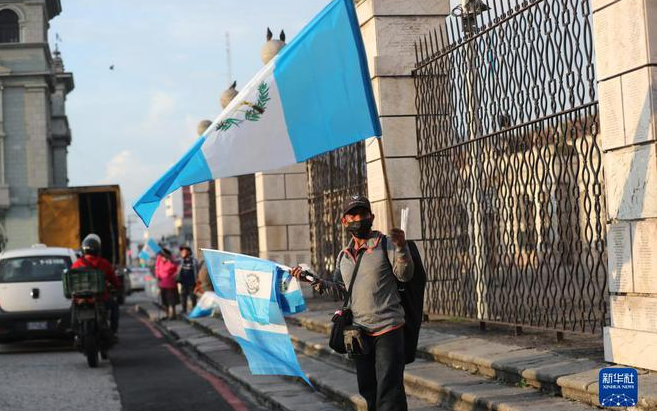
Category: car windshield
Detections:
[{"x1": 0, "y1": 256, "x2": 72, "y2": 283}]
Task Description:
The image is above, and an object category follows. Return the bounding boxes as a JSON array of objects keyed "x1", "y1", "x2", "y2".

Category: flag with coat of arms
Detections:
[
  {"x1": 132, "y1": 0, "x2": 381, "y2": 226},
  {"x1": 202, "y1": 249, "x2": 309, "y2": 384}
]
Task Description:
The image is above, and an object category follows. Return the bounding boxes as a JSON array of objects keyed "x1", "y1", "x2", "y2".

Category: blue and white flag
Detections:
[
  {"x1": 133, "y1": 0, "x2": 380, "y2": 226},
  {"x1": 138, "y1": 238, "x2": 161, "y2": 261},
  {"x1": 189, "y1": 291, "x2": 223, "y2": 319},
  {"x1": 202, "y1": 249, "x2": 309, "y2": 384}
]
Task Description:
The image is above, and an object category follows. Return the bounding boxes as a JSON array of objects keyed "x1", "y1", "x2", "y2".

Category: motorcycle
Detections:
[{"x1": 63, "y1": 268, "x2": 115, "y2": 368}]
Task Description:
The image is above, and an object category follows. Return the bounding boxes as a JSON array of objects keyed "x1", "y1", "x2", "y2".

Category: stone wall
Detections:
[
  {"x1": 255, "y1": 164, "x2": 310, "y2": 267},
  {"x1": 593, "y1": 0, "x2": 657, "y2": 370}
]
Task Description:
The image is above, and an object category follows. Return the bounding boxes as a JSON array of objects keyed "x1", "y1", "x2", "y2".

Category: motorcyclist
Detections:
[{"x1": 71, "y1": 233, "x2": 120, "y2": 340}]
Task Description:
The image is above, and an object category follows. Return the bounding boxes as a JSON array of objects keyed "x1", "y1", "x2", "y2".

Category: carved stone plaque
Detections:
[
  {"x1": 632, "y1": 220, "x2": 657, "y2": 293},
  {"x1": 607, "y1": 223, "x2": 633, "y2": 292}
]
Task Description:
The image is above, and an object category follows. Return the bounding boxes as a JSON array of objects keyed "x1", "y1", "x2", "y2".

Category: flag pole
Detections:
[{"x1": 376, "y1": 138, "x2": 397, "y2": 230}]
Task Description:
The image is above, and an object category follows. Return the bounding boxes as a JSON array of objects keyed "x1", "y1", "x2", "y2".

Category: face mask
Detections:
[{"x1": 345, "y1": 218, "x2": 373, "y2": 239}]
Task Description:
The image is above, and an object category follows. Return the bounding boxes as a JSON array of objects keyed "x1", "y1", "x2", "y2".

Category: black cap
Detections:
[{"x1": 342, "y1": 195, "x2": 371, "y2": 216}]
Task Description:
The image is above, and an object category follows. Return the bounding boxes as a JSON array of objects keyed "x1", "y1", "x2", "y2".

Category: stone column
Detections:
[
  {"x1": 592, "y1": 0, "x2": 656, "y2": 371},
  {"x1": 253, "y1": 29, "x2": 311, "y2": 266},
  {"x1": 357, "y1": 0, "x2": 450, "y2": 252},
  {"x1": 191, "y1": 120, "x2": 217, "y2": 254},
  {"x1": 214, "y1": 84, "x2": 242, "y2": 253},
  {"x1": 192, "y1": 181, "x2": 212, "y2": 252},
  {"x1": 215, "y1": 176, "x2": 241, "y2": 252},
  {"x1": 255, "y1": 164, "x2": 310, "y2": 266}
]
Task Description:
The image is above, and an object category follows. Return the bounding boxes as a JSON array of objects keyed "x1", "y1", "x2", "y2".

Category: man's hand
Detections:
[
  {"x1": 290, "y1": 266, "x2": 311, "y2": 282},
  {"x1": 390, "y1": 228, "x2": 406, "y2": 248}
]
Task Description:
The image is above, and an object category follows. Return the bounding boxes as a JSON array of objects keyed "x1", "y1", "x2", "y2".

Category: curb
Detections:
[
  {"x1": 133, "y1": 302, "x2": 344, "y2": 411},
  {"x1": 286, "y1": 312, "x2": 657, "y2": 411},
  {"x1": 138, "y1": 302, "x2": 599, "y2": 411}
]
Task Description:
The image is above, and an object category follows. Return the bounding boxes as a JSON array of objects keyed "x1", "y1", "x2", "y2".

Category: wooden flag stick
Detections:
[{"x1": 376, "y1": 137, "x2": 397, "y2": 230}]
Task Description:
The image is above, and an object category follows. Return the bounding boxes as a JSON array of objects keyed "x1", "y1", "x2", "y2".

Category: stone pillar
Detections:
[
  {"x1": 357, "y1": 0, "x2": 449, "y2": 251},
  {"x1": 592, "y1": 0, "x2": 657, "y2": 371},
  {"x1": 24, "y1": 85, "x2": 49, "y2": 188},
  {"x1": 253, "y1": 29, "x2": 311, "y2": 266},
  {"x1": 215, "y1": 176, "x2": 241, "y2": 252},
  {"x1": 213, "y1": 84, "x2": 242, "y2": 253},
  {"x1": 192, "y1": 181, "x2": 212, "y2": 252},
  {"x1": 191, "y1": 120, "x2": 217, "y2": 254},
  {"x1": 255, "y1": 164, "x2": 310, "y2": 266}
]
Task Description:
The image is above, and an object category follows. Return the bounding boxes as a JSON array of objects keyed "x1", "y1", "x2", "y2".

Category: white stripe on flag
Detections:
[
  {"x1": 242, "y1": 318, "x2": 288, "y2": 335},
  {"x1": 216, "y1": 297, "x2": 248, "y2": 339},
  {"x1": 201, "y1": 58, "x2": 296, "y2": 178}
]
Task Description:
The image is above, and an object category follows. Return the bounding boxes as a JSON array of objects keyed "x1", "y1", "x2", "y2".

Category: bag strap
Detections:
[{"x1": 342, "y1": 249, "x2": 365, "y2": 310}]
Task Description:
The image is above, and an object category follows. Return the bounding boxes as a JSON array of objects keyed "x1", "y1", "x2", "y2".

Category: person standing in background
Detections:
[
  {"x1": 177, "y1": 246, "x2": 198, "y2": 314},
  {"x1": 155, "y1": 248, "x2": 179, "y2": 320}
]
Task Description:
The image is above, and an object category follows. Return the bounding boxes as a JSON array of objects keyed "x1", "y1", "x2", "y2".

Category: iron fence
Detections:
[
  {"x1": 307, "y1": 142, "x2": 368, "y2": 279},
  {"x1": 413, "y1": 0, "x2": 608, "y2": 333},
  {"x1": 238, "y1": 174, "x2": 259, "y2": 257}
]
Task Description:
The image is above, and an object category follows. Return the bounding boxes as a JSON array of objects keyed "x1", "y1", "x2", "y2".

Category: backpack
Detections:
[{"x1": 381, "y1": 236, "x2": 427, "y2": 364}]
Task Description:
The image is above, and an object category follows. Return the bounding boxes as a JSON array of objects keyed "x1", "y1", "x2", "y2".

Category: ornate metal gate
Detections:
[
  {"x1": 238, "y1": 174, "x2": 259, "y2": 257},
  {"x1": 413, "y1": 0, "x2": 608, "y2": 333},
  {"x1": 307, "y1": 142, "x2": 368, "y2": 279}
]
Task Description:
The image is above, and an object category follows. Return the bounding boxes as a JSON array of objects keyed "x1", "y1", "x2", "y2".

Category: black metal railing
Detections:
[
  {"x1": 413, "y1": 0, "x2": 608, "y2": 333},
  {"x1": 307, "y1": 142, "x2": 368, "y2": 279},
  {"x1": 238, "y1": 174, "x2": 259, "y2": 257}
]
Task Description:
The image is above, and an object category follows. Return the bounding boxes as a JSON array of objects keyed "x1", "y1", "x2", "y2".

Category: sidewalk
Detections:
[
  {"x1": 133, "y1": 290, "x2": 656, "y2": 411},
  {"x1": 292, "y1": 296, "x2": 656, "y2": 410}
]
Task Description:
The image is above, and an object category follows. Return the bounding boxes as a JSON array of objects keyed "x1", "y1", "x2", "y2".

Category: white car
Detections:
[
  {"x1": 127, "y1": 267, "x2": 150, "y2": 292},
  {"x1": 0, "y1": 245, "x2": 77, "y2": 343}
]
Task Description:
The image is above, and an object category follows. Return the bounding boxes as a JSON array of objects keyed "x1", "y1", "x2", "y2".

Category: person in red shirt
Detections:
[
  {"x1": 71, "y1": 234, "x2": 120, "y2": 336},
  {"x1": 155, "y1": 248, "x2": 180, "y2": 319}
]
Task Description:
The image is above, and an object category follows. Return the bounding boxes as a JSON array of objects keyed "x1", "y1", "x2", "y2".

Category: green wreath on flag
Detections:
[{"x1": 216, "y1": 82, "x2": 271, "y2": 132}]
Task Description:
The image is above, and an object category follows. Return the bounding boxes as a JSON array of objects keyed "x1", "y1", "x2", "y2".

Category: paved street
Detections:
[
  {"x1": 0, "y1": 298, "x2": 264, "y2": 411},
  {"x1": 0, "y1": 341, "x2": 121, "y2": 411}
]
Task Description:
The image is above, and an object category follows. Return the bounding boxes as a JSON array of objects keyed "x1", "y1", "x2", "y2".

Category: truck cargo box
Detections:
[{"x1": 38, "y1": 185, "x2": 125, "y2": 266}]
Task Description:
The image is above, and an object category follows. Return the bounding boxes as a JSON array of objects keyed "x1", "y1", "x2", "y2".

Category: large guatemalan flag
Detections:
[
  {"x1": 133, "y1": 0, "x2": 381, "y2": 226},
  {"x1": 202, "y1": 249, "x2": 309, "y2": 384}
]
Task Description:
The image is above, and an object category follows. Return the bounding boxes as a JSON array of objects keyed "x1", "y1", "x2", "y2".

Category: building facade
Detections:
[
  {"x1": 0, "y1": 0, "x2": 74, "y2": 250},
  {"x1": 191, "y1": 0, "x2": 656, "y2": 371}
]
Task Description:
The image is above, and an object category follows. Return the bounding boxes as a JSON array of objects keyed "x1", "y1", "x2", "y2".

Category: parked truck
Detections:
[{"x1": 37, "y1": 185, "x2": 129, "y2": 302}]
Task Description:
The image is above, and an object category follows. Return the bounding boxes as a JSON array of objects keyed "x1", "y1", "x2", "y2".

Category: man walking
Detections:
[{"x1": 292, "y1": 195, "x2": 413, "y2": 411}]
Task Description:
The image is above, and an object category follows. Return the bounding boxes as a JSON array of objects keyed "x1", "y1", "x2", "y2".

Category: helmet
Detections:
[{"x1": 81, "y1": 233, "x2": 101, "y2": 256}]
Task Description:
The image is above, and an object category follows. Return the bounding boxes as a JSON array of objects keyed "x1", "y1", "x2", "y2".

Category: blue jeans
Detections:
[{"x1": 353, "y1": 327, "x2": 407, "y2": 411}]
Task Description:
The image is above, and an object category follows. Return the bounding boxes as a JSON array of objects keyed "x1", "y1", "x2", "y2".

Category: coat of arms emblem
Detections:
[{"x1": 245, "y1": 273, "x2": 260, "y2": 295}]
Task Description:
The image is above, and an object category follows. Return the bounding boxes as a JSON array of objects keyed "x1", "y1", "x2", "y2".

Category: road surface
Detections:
[{"x1": 0, "y1": 301, "x2": 263, "y2": 411}]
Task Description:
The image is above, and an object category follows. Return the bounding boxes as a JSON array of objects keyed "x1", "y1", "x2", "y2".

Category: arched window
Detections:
[{"x1": 0, "y1": 10, "x2": 19, "y2": 43}]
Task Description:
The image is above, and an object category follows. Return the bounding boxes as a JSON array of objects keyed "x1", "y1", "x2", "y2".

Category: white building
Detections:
[{"x1": 0, "y1": 0, "x2": 74, "y2": 250}]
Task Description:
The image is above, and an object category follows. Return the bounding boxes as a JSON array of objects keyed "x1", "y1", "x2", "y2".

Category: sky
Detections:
[{"x1": 48, "y1": 0, "x2": 328, "y2": 244}]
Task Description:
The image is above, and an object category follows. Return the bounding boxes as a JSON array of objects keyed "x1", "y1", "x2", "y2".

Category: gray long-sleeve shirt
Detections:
[{"x1": 314, "y1": 231, "x2": 414, "y2": 334}]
